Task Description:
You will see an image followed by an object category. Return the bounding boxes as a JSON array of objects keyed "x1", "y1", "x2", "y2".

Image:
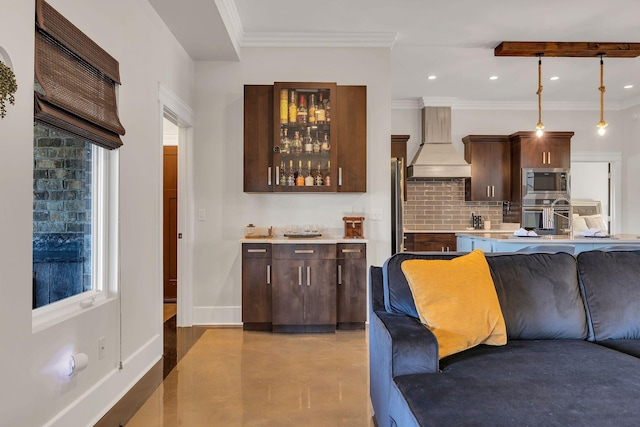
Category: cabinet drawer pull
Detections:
[
  {"x1": 294, "y1": 249, "x2": 314, "y2": 254},
  {"x1": 341, "y1": 249, "x2": 361, "y2": 253},
  {"x1": 247, "y1": 249, "x2": 267, "y2": 253},
  {"x1": 338, "y1": 265, "x2": 342, "y2": 285},
  {"x1": 338, "y1": 167, "x2": 343, "y2": 186},
  {"x1": 307, "y1": 266, "x2": 311, "y2": 286},
  {"x1": 275, "y1": 166, "x2": 280, "y2": 186},
  {"x1": 268, "y1": 166, "x2": 272, "y2": 186},
  {"x1": 267, "y1": 265, "x2": 271, "y2": 285},
  {"x1": 298, "y1": 266, "x2": 302, "y2": 286}
]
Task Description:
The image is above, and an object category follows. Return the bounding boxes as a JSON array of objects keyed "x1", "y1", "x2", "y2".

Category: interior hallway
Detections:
[{"x1": 124, "y1": 314, "x2": 374, "y2": 426}]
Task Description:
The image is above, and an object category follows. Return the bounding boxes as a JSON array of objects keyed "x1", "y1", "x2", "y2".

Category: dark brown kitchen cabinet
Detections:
[
  {"x1": 463, "y1": 135, "x2": 510, "y2": 201},
  {"x1": 271, "y1": 244, "x2": 337, "y2": 333},
  {"x1": 336, "y1": 243, "x2": 367, "y2": 330},
  {"x1": 404, "y1": 233, "x2": 457, "y2": 252},
  {"x1": 241, "y1": 243, "x2": 272, "y2": 331},
  {"x1": 243, "y1": 82, "x2": 367, "y2": 193},
  {"x1": 510, "y1": 131, "x2": 573, "y2": 169}
]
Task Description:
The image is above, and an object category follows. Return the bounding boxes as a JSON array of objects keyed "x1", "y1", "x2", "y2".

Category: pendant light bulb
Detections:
[
  {"x1": 535, "y1": 54, "x2": 544, "y2": 138},
  {"x1": 597, "y1": 122, "x2": 607, "y2": 136}
]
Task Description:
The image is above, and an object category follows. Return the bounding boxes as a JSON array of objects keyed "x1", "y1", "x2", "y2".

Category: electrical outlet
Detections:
[
  {"x1": 371, "y1": 209, "x2": 383, "y2": 221},
  {"x1": 197, "y1": 209, "x2": 206, "y2": 221},
  {"x1": 98, "y1": 337, "x2": 106, "y2": 360}
]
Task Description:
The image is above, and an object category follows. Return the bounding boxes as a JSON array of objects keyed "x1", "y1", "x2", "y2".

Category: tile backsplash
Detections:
[{"x1": 404, "y1": 179, "x2": 503, "y2": 230}]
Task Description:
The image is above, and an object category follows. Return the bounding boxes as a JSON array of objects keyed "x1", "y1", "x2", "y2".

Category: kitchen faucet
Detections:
[{"x1": 547, "y1": 196, "x2": 572, "y2": 235}]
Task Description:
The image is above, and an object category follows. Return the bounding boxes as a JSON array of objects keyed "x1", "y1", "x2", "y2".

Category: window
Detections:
[{"x1": 32, "y1": 0, "x2": 124, "y2": 320}]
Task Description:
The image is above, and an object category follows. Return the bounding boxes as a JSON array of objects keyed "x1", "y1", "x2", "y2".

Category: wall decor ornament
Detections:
[{"x1": 0, "y1": 60, "x2": 17, "y2": 119}]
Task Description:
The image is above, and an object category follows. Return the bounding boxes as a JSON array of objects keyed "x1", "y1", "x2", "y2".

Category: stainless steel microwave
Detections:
[{"x1": 522, "y1": 168, "x2": 569, "y2": 197}]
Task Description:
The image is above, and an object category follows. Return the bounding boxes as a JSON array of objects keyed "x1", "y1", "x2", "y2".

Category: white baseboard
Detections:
[
  {"x1": 44, "y1": 334, "x2": 162, "y2": 427},
  {"x1": 193, "y1": 305, "x2": 242, "y2": 325}
]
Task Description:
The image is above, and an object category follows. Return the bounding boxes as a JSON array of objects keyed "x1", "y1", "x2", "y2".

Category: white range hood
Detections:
[{"x1": 407, "y1": 106, "x2": 471, "y2": 179}]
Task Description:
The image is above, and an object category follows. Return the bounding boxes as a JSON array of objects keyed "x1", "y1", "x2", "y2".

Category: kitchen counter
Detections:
[
  {"x1": 405, "y1": 228, "x2": 516, "y2": 234},
  {"x1": 456, "y1": 232, "x2": 640, "y2": 254},
  {"x1": 240, "y1": 235, "x2": 369, "y2": 244}
]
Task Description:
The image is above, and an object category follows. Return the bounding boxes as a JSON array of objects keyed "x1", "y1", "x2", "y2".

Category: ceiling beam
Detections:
[{"x1": 494, "y1": 42, "x2": 640, "y2": 58}]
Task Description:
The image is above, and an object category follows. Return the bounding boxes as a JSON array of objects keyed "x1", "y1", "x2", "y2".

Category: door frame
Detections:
[
  {"x1": 571, "y1": 151, "x2": 622, "y2": 235},
  {"x1": 159, "y1": 83, "x2": 196, "y2": 327}
]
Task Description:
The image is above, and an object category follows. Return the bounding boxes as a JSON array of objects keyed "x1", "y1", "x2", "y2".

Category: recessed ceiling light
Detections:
[
  {"x1": 624, "y1": 84, "x2": 634, "y2": 89},
  {"x1": 550, "y1": 76, "x2": 560, "y2": 81},
  {"x1": 489, "y1": 76, "x2": 498, "y2": 80},
  {"x1": 427, "y1": 75, "x2": 437, "y2": 80}
]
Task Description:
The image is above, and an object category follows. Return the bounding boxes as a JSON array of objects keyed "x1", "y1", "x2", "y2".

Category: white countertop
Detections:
[
  {"x1": 240, "y1": 235, "x2": 368, "y2": 244},
  {"x1": 455, "y1": 232, "x2": 640, "y2": 243},
  {"x1": 405, "y1": 228, "x2": 516, "y2": 234}
]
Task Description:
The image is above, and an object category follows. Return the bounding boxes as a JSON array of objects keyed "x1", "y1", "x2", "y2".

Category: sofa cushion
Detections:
[
  {"x1": 392, "y1": 340, "x2": 640, "y2": 427},
  {"x1": 577, "y1": 250, "x2": 640, "y2": 341},
  {"x1": 598, "y1": 339, "x2": 640, "y2": 358},
  {"x1": 401, "y1": 250, "x2": 507, "y2": 359},
  {"x1": 488, "y1": 252, "x2": 588, "y2": 340}
]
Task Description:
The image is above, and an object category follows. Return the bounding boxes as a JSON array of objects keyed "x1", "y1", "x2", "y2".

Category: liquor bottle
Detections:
[
  {"x1": 281, "y1": 127, "x2": 291, "y2": 154},
  {"x1": 295, "y1": 161, "x2": 305, "y2": 186},
  {"x1": 312, "y1": 131, "x2": 321, "y2": 154},
  {"x1": 315, "y1": 93, "x2": 326, "y2": 124},
  {"x1": 288, "y1": 90, "x2": 297, "y2": 125},
  {"x1": 280, "y1": 89, "x2": 288, "y2": 125},
  {"x1": 325, "y1": 161, "x2": 331, "y2": 186},
  {"x1": 308, "y1": 94, "x2": 317, "y2": 124},
  {"x1": 279, "y1": 161, "x2": 287, "y2": 186},
  {"x1": 305, "y1": 161, "x2": 314, "y2": 186},
  {"x1": 321, "y1": 132, "x2": 330, "y2": 152},
  {"x1": 287, "y1": 160, "x2": 295, "y2": 186},
  {"x1": 296, "y1": 94, "x2": 307, "y2": 125},
  {"x1": 325, "y1": 98, "x2": 331, "y2": 123},
  {"x1": 292, "y1": 130, "x2": 302, "y2": 154},
  {"x1": 315, "y1": 162, "x2": 324, "y2": 186},
  {"x1": 304, "y1": 127, "x2": 313, "y2": 154}
]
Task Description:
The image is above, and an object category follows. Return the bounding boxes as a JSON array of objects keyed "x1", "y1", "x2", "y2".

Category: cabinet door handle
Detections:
[
  {"x1": 338, "y1": 167, "x2": 343, "y2": 186},
  {"x1": 306, "y1": 266, "x2": 311, "y2": 286},
  {"x1": 441, "y1": 247, "x2": 445, "y2": 252},
  {"x1": 486, "y1": 186, "x2": 490, "y2": 197},
  {"x1": 267, "y1": 265, "x2": 271, "y2": 285},
  {"x1": 542, "y1": 152, "x2": 546, "y2": 164},
  {"x1": 247, "y1": 249, "x2": 267, "y2": 253},
  {"x1": 298, "y1": 266, "x2": 303, "y2": 286},
  {"x1": 338, "y1": 265, "x2": 342, "y2": 285},
  {"x1": 547, "y1": 151, "x2": 551, "y2": 164},
  {"x1": 341, "y1": 249, "x2": 361, "y2": 253},
  {"x1": 268, "y1": 167, "x2": 272, "y2": 186},
  {"x1": 295, "y1": 249, "x2": 314, "y2": 254},
  {"x1": 275, "y1": 166, "x2": 280, "y2": 186},
  {"x1": 491, "y1": 185, "x2": 495, "y2": 197}
]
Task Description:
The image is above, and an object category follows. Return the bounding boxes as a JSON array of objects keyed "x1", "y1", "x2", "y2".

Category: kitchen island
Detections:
[{"x1": 456, "y1": 233, "x2": 640, "y2": 254}]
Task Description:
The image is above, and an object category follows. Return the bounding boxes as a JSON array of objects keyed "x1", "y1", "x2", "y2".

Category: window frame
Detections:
[{"x1": 32, "y1": 146, "x2": 119, "y2": 333}]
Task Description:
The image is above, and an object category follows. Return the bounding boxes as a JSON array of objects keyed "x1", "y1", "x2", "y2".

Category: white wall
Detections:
[
  {"x1": 391, "y1": 106, "x2": 638, "y2": 232},
  {"x1": 192, "y1": 47, "x2": 391, "y2": 324},
  {"x1": 0, "y1": 1, "x2": 194, "y2": 425}
]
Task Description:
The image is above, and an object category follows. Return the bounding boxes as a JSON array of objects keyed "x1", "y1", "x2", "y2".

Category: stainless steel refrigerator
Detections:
[{"x1": 391, "y1": 157, "x2": 404, "y2": 254}]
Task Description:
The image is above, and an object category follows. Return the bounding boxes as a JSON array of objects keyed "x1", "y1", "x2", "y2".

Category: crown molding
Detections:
[
  {"x1": 391, "y1": 97, "x2": 640, "y2": 111},
  {"x1": 240, "y1": 31, "x2": 398, "y2": 48}
]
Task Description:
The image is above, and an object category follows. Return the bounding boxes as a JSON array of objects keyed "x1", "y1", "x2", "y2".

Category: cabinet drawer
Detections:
[
  {"x1": 242, "y1": 243, "x2": 272, "y2": 258},
  {"x1": 273, "y1": 244, "x2": 336, "y2": 260},
  {"x1": 337, "y1": 243, "x2": 366, "y2": 259}
]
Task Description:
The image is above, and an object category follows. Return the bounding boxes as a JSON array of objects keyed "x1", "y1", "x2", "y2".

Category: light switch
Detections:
[
  {"x1": 197, "y1": 209, "x2": 206, "y2": 221},
  {"x1": 371, "y1": 209, "x2": 383, "y2": 221}
]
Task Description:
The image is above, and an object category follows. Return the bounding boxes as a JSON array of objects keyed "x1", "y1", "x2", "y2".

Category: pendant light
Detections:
[
  {"x1": 535, "y1": 53, "x2": 544, "y2": 137},
  {"x1": 597, "y1": 53, "x2": 608, "y2": 136}
]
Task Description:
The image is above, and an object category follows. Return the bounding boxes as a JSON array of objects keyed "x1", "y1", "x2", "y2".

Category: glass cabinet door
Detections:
[{"x1": 272, "y1": 82, "x2": 337, "y2": 192}]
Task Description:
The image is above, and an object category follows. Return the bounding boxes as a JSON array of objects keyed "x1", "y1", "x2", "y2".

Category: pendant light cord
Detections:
[
  {"x1": 599, "y1": 54, "x2": 606, "y2": 123},
  {"x1": 536, "y1": 53, "x2": 544, "y2": 131}
]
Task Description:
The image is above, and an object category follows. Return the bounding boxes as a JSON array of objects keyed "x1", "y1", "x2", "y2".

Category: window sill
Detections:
[{"x1": 32, "y1": 292, "x2": 115, "y2": 334}]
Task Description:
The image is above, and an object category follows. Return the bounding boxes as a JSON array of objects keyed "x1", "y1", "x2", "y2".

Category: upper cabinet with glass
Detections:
[{"x1": 243, "y1": 82, "x2": 366, "y2": 193}]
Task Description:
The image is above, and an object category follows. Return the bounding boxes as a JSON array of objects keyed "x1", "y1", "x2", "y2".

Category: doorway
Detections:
[{"x1": 163, "y1": 116, "x2": 179, "y2": 321}]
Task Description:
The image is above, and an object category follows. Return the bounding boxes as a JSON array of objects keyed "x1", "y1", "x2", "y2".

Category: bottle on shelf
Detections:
[
  {"x1": 287, "y1": 160, "x2": 295, "y2": 186},
  {"x1": 279, "y1": 161, "x2": 287, "y2": 186},
  {"x1": 280, "y1": 127, "x2": 291, "y2": 154},
  {"x1": 304, "y1": 127, "x2": 313, "y2": 154},
  {"x1": 292, "y1": 130, "x2": 302, "y2": 154},
  {"x1": 325, "y1": 161, "x2": 331, "y2": 186},
  {"x1": 288, "y1": 90, "x2": 297, "y2": 125},
  {"x1": 325, "y1": 98, "x2": 331, "y2": 123},
  {"x1": 308, "y1": 93, "x2": 317, "y2": 124},
  {"x1": 316, "y1": 92, "x2": 326, "y2": 124},
  {"x1": 297, "y1": 94, "x2": 307, "y2": 125},
  {"x1": 280, "y1": 89, "x2": 288, "y2": 125},
  {"x1": 321, "y1": 132, "x2": 330, "y2": 152},
  {"x1": 312, "y1": 131, "x2": 321, "y2": 154},
  {"x1": 295, "y1": 161, "x2": 305, "y2": 186},
  {"x1": 305, "y1": 161, "x2": 314, "y2": 186},
  {"x1": 315, "y1": 162, "x2": 324, "y2": 186}
]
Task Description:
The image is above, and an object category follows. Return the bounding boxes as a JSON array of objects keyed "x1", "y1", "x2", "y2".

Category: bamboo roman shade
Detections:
[{"x1": 34, "y1": 0, "x2": 125, "y2": 149}]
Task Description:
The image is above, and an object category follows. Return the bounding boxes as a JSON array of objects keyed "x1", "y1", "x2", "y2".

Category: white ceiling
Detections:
[{"x1": 149, "y1": 0, "x2": 640, "y2": 108}]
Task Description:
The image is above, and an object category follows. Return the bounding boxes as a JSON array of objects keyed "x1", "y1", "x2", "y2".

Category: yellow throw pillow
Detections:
[{"x1": 401, "y1": 249, "x2": 507, "y2": 359}]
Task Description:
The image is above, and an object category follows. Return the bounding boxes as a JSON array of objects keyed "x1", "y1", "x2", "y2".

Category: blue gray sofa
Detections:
[{"x1": 369, "y1": 250, "x2": 640, "y2": 427}]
